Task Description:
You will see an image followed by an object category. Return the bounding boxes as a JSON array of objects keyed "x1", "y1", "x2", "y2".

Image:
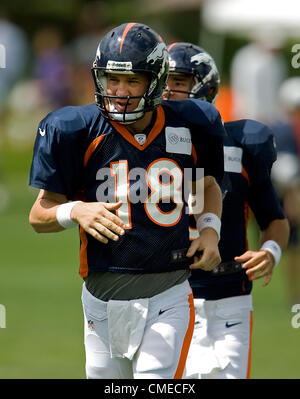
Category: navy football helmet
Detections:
[
  {"x1": 92, "y1": 22, "x2": 169, "y2": 123},
  {"x1": 167, "y1": 42, "x2": 220, "y2": 103}
]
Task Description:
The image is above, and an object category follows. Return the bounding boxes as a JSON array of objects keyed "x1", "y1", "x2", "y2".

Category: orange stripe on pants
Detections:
[{"x1": 174, "y1": 292, "x2": 195, "y2": 379}]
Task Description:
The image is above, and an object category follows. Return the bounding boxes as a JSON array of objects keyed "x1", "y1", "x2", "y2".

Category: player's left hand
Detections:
[
  {"x1": 235, "y1": 250, "x2": 275, "y2": 287},
  {"x1": 186, "y1": 229, "x2": 221, "y2": 271}
]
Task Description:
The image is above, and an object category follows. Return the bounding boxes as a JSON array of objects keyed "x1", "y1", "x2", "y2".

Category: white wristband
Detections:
[
  {"x1": 196, "y1": 213, "x2": 221, "y2": 241},
  {"x1": 56, "y1": 201, "x2": 82, "y2": 229},
  {"x1": 260, "y1": 240, "x2": 282, "y2": 267}
]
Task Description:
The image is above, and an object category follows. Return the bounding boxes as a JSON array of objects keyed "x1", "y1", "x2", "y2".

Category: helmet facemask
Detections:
[
  {"x1": 92, "y1": 68, "x2": 158, "y2": 124},
  {"x1": 164, "y1": 73, "x2": 196, "y2": 100},
  {"x1": 91, "y1": 23, "x2": 169, "y2": 124},
  {"x1": 165, "y1": 70, "x2": 218, "y2": 104}
]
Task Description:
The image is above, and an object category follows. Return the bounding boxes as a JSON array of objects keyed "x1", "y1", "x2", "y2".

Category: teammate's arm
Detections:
[
  {"x1": 186, "y1": 175, "x2": 222, "y2": 271},
  {"x1": 234, "y1": 126, "x2": 290, "y2": 286},
  {"x1": 29, "y1": 189, "x2": 126, "y2": 244},
  {"x1": 260, "y1": 218, "x2": 290, "y2": 251}
]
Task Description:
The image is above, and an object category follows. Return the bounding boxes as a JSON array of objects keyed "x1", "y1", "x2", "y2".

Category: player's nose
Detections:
[{"x1": 115, "y1": 82, "x2": 130, "y2": 97}]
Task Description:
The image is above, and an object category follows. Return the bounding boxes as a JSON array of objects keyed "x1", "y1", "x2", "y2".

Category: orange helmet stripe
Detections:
[
  {"x1": 120, "y1": 22, "x2": 136, "y2": 54},
  {"x1": 167, "y1": 43, "x2": 178, "y2": 51}
]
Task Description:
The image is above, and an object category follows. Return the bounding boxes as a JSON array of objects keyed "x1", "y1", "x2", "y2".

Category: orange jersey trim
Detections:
[
  {"x1": 79, "y1": 226, "x2": 89, "y2": 278},
  {"x1": 241, "y1": 165, "x2": 250, "y2": 183},
  {"x1": 173, "y1": 292, "x2": 195, "y2": 379},
  {"x1": 83, "y1": 134, "x2": 106, "y2": 167},
  {"x1": 120, "y1": 23, "x2": 136, "y2": 54},
  {"x1": 111, "y1": 105, "x2": 165, "y2": 151},
  {"x1": 191, "y1": 144, "x2": 197, "y2": 165}
]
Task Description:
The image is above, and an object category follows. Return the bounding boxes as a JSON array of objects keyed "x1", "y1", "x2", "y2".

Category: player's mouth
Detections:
[{"x1": 114, "y1": 100, "x2": 134, "y2": 112}]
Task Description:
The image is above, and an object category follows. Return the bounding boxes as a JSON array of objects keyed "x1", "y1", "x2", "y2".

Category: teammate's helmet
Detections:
[
  {"x1": 167, "y1": 42, "x2": 220, "y2": 103},
  {"x1": 92, "y1": 22, "x2": 169, "y2": 123}
]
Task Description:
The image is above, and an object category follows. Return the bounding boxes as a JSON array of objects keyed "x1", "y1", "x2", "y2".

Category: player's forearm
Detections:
[
  {"x1": 192, "y1": 176, "x2": 222, "y2": 242},
  {"x1": 29, "y1": 198, "x2": 66, "y2": 233},
  {"x1": 260, "y1": 218, "x2": 290, "y2": 251},
  {"x1": 29, "y1": 190, "x2": 68, "y2": 233}
]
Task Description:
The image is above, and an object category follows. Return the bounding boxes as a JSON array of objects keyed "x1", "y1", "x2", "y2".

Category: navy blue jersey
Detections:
[
  {"x1": 189, "y1": 119, "x2": 286, "y2": 300},
  {"x1": 30, "y1": 99, "x2": 225, "y2": 277},
  {"x1": 271, "y1": 121, "x2": 299, "y2": 155}
]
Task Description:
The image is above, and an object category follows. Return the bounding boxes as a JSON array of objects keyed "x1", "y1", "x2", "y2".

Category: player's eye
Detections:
[{"x1": 128, "y1": 78, "x2": 139, "y2": 84}]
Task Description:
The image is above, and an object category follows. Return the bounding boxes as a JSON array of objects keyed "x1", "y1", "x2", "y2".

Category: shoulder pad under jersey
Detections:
[
  {"x1": 224, "y1": 119, "x2": 276, "y2": 165},
  {"x1": 162, "y1": 98, "x2": 226, "y2": 137},
  {"x1": 38, "y1": 104, "x2": 99, "y2": 137}
]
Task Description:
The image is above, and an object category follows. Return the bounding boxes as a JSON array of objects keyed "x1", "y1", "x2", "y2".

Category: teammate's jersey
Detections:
[
  {"x1": 271, "y1": 120, "x2": 299, "y2": 155},
  {"x1": 30, "y1": 99, "x2": 225, "y2": 277},
  {"x1": 270, "y1": 120, "x2": 300, "y2": 188},
  {"x1": 189, "y1": 119, "x2": 286, "y2": 300}
]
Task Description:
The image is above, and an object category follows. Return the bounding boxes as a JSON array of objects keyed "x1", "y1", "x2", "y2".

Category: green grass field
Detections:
[{"x1": 0, "y1": 146, "x2": 299, "y2": 379}]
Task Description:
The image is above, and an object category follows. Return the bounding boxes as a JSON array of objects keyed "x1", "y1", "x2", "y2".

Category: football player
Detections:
[
  {"x1": 29, "y1": 24, "x2": 226, "y2": 379},
  {"x1": 164, "y1": 42, "x2": 290, "y2": 379}
]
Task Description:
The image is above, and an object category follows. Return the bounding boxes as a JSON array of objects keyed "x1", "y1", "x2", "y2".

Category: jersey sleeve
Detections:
[
  {"x1": 248, "y1": 178, "x2": 286, "y2": 230},
  {"x1": 29, "y1": 107, "x2": 86, "y2": 200},
  {"x1": 241, "y1": 120, "x2": 277, "y2": 181},
  {"x1": 188, "y1": 99, "x2": 225, "y2": 182},
  {"x1": 238, "y1": 120, "x2": 285, "y2": 229}
]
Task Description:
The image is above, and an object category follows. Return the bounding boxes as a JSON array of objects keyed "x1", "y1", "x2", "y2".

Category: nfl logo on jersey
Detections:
[{"x1": 134, "y1": 133, "x2": 147, "y2": 146}]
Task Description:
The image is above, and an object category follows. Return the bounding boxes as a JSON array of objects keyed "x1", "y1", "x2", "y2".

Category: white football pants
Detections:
[
  {"x1": 184, "y1": 295, "x2": 253, "y2": 379},
  {"x1": 81, "y1": 280, "x2": 195, "y2": 379}
]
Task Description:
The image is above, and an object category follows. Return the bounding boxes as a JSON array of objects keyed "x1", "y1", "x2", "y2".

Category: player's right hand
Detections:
[
  {"x1": 186, "y1": 230, "x2": 221, "y2": 271},
  {"x1": 71, "y1": 201, "x2": 126, "y2": 244},
  {"x1": 235, "y1": 250, "x2": 275, "y2": 287}
]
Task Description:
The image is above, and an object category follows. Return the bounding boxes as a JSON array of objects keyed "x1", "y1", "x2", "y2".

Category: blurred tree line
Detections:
[{"x1": 1, "y1": 0, "x2": 298, "y2": 81}]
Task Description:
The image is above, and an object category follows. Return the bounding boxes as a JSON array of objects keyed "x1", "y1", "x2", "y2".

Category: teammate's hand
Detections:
[
  {"x1": 71, "y1": 201, "x2": 126, "y2": 244},
  {"x1": 235, "y1": 250, "x2": 275, "y2": 287},
  {"x1": 186, "y1": 229, "x2": 221, "y2": 271}
]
